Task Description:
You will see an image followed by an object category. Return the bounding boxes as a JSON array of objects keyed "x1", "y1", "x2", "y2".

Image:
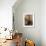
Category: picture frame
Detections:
[{"x1": 23, "y1": 12, "x2": 34, "y2": 27}]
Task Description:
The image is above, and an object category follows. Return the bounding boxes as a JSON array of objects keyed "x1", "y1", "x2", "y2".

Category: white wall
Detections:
[
  {"x1": 13, "y1": 0, "x2": 41, "y2": 46},
  {"x1": 13, "y1": 0, "x2": 46, "y2": 46},
  {"x1": 41, "y1": 0, "x2": 46, "y2": 46},
  {"x1": 0, "y1": 0, "x2": 46, "y2": 46},
  {"x1": 0, "y1": 0, "x2": 16, "y2": 30}
]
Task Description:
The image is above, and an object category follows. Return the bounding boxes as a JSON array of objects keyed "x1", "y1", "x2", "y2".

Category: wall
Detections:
[
  {"x1": 13, "y1": 0, "x2": 41, "y2": 46},
  {"x1": 41, "y1": 0, "x2": 46, "y2": 46},
  {"x1": 0, "y1": 0, "x2": 46, "y2": 46},
  {"x1": 0, "y1": 0, "x2": 16, "y2": 30}
]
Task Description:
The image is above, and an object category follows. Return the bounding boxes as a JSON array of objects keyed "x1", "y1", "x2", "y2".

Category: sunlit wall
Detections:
[{"x1": 0, "y1": 0, "x2": 16, "y2": 30}]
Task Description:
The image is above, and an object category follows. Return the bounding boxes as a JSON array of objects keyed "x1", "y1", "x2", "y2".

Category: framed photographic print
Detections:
[{"x1": 23, "y1": 12, "x2": 34, "y2": 27}]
